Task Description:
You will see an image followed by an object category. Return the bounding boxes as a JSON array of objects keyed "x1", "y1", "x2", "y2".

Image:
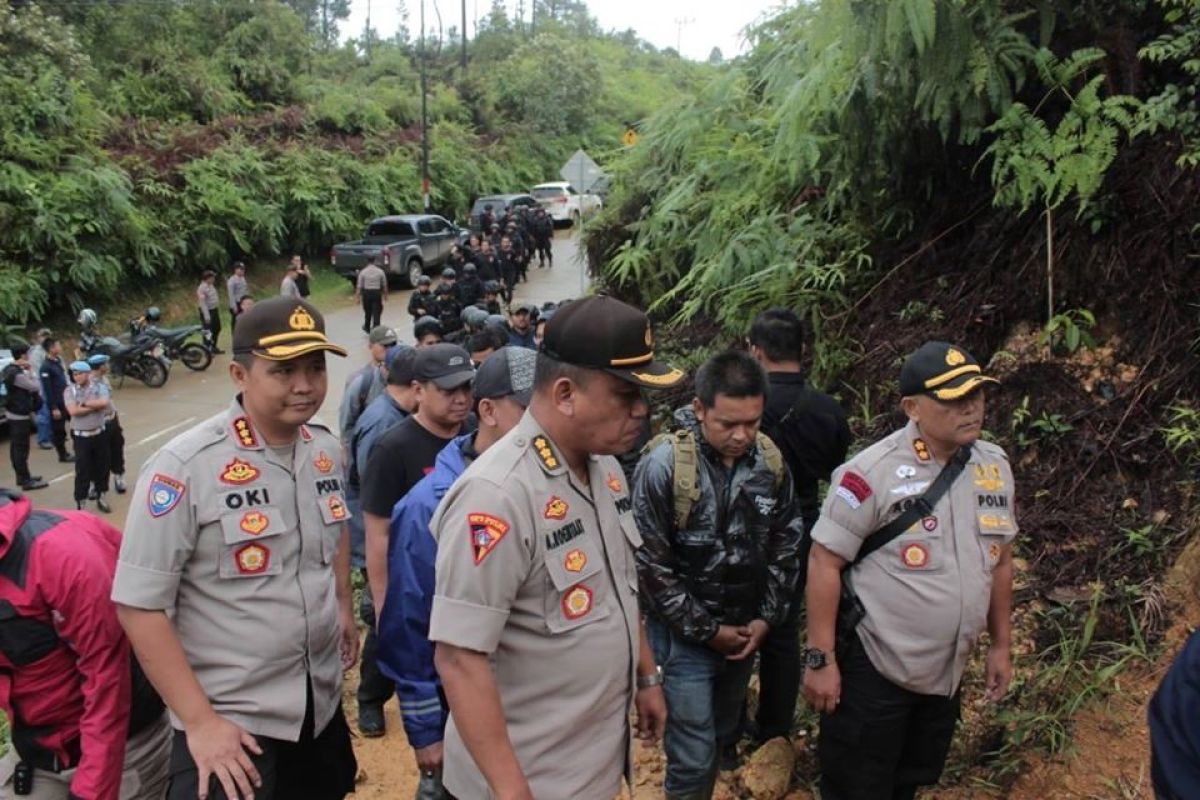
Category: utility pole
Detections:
[
  {"x1": 420, "y1": 0, "x2": 430, "y2": 211},
  {"x1": 460, "y1": 0, "x2": 468, "y2": 71},
  {"x1": 674, "y1": 16, "x2": 694, "y2": 56}
]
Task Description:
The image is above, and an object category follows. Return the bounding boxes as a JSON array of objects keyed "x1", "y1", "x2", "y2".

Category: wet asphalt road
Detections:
[{"x1": 10, "y1": 230, "x2": 589, "y2": 521}]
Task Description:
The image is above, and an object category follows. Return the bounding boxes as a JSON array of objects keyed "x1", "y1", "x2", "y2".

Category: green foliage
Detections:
[
  {"x1": 985, "y1": 48, "x2": 1141, "y2": 215},
  {"x1": 1161, "y1": 402, "x2": 1200, "y2": 463},
  {"x1": 1010, "y1": 395, "x2": 1074, "y2": 448},
  {"x1": 0, "y1": 1, "x2": 713, "y2": 324},
  {"x1": 1039, "y1": 308, "x2": 1097, "y2": 353},
  {"x1": 1138, "y1": 0, "x2": 1200, "y2": 166}
]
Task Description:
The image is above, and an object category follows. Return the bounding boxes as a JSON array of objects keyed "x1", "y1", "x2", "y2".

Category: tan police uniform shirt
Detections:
[
  {"x1": 811, "y1": 420, "x2": 1017, "y2": 696},
  {"x1": 429, "y1": 412, "x2": 642, "y2": 800},
  {"x1": 112, "y1": 400, "x2": 349, "y2": 741},
  {"x1": 355, "y1": 264, "x2": 387, "y2": 292}
]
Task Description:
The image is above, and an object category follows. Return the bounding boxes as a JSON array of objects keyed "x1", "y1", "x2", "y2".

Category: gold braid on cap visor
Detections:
[
  {"x1": 252, "y1": 331, "x2": 348, "y2": 359},
  {"x1": 930, "y1": 375, "x2": 999, "y2": 400},
  {"x1": 923, "y1": 364, "x2": 981, "y2": 389}
]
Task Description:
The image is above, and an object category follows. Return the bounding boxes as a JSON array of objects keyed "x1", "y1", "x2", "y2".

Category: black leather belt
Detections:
[{"x1": 19, "y1": 736, "x2": 81, "y2": 773}]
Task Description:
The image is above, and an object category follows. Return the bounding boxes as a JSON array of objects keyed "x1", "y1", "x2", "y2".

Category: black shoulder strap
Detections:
[{"x1": 852, "y1": 446, "x2": 971, "y2": 565}]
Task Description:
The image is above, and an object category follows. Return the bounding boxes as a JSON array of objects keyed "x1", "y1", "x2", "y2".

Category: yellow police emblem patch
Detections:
[
  {"x1": 901, "y1": 543, "x2": 929, "y2": 569},
  {"x1": 562, "y1": 584, "x2": 593, "y2": 620},
  {"x1": 945, "y1": 348, "x2": 966, "y2": 366},
  {"x1": 606, "y1": 472, "x2": 623, "y2": 494},
  {"x1": 313, "y1": 451, "x2": 335, "y2": 474},
  {"x1": 328, "y1": 495, "x2": 347, "y2": 521},
  {"x1": 564, "y1": 548, "x2": 587, "y2": 573},
  {"x1": 235, "y1": 543, "x2": 270, "y2": 575},
  {"x1": 543, "y1": 496, "x2": 569, "y2": 520},
  {"x1": 532, "y1": 436, "x2": 560, "y2": 470},
  {"x1": 289, "y1": 306, "x2": 316, "y2": 331},
  {"x1": 240, "y1": 511, "x2": 269, "y2": 535},
  {"x1": 220, "y1": 457, "x2": 259, "y2": 485}
]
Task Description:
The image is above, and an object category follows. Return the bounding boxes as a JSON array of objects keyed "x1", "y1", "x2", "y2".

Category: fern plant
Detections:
[{"x1": 983, "y1": 48, "x2": 1141, "y2": 321}]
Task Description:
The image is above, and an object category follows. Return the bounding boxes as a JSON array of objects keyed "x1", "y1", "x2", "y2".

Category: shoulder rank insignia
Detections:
[
  {"x1": 913, "y1": 438, "x2": 932, "y2": 462},
  {"x1": 532, "y1": 436, "x2": 560, "y2": 471},
  {"x1": 314, "y1": 451, "x2": 335, "y2": 474},
  {"x1": 299, "y1": 424, "x2": 314, "y2": 442},
  {"x1": 147, "y1": 474, "x2": 186, "y2": 518},
  {"x1": 469, "y1": 512, "x2": 510, "y2": 565},
  {"x1": 232, "y1": 416, "x2": 260, "y2": 449},
  {"x1": 544, "y1": 496, "x2": 569, "y2": 520},
  {"x1": 220, "y1": 458, "x2": 259, "y2": 485}
]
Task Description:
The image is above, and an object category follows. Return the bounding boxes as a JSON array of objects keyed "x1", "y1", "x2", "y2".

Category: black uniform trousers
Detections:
[
  {"x1": 818, "y1": 635, "x2": 961, "y2": 800},
  {"x1": 361, "y1": 289, "x2": 383, "y2": 332},
  {"x1": 200, "y1": 307, "x2": 222, "y2": 350},
  {"x1": 753, "y1": 531, "x2": 812, "y2": 740},
  {"x1": 50, "y1": 410, "x2": 69, "y2": 459},
  {"x1": 72, "y1": 428, "x2": 110, "y2": 502},
  {"x1": 166, "y1": 681, "x2": 357, "y2": 800},
  {"x1": 535, "y1": 235, "x2": 552, "y2": 265},
  {"x1": 106, "y1": 415, "x2": 126, "y2": 476},
  {"x1": 8, "y1": 417, "x2": 32, "y2": 485}
]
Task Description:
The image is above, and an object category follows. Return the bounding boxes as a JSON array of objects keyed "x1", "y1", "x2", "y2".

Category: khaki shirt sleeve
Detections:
[
  {"x1": 429, "y1": 477, "x2": 531, "y2": 654},
  {"x1": 810, "y1": 463, "x2": 883, "y2": 563},
  {"x1": 111, "y1": 451, "x2": 198, "y2": 610}
]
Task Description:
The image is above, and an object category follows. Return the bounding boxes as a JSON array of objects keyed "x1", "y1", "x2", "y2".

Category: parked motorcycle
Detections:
[
  {"x1": 78, "y1": 308, "x2": 172, "y2": 388},
  {"x1": 129, "y1": 306, "x2": 213, "y2": 372}
]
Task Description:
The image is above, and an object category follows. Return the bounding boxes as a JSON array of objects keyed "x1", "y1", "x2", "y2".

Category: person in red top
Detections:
[{"x1": 0, "y1": 489, "x2": 170, "y2": 800}]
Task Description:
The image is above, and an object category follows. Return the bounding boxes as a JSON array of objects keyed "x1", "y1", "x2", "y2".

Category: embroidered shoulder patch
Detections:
[
  {"x1": 468, "y1": 513, "x2": 511, "y2": 565},
  {"x1": 834, "y1": 471, "x2": 872, "y2": 510},
  {"x1": 147, "y1": 474, "x2": 186, "y2": 518}
]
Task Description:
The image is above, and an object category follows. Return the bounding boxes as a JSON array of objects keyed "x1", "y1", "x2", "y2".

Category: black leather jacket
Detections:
[{"x1": 632, "y1": 408, "x2": 803, "y2": 643}]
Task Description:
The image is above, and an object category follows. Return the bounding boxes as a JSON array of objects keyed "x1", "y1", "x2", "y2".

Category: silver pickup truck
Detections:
[{"x1": 330, "y1": 214, "x2": 467, "y2": 288}]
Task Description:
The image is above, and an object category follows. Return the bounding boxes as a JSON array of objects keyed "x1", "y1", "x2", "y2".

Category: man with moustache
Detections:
[{"x1": 429, "y1": 296, "x2": 677, "y2": 800}]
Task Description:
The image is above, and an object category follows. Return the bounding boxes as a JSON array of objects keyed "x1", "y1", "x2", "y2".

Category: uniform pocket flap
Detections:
[
  {"x1": 543, "y1": 537, "x2": 603, "y2": 591},
  {"x1": 619, "y1": 515, "x2": 644, "y2": 550}
]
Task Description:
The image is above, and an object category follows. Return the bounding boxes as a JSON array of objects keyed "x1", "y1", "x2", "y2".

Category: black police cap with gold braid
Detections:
[
  {"x1": 232, "y1": 296, "x2": 348, "y2": 361},
  {"x1": 899, "y1": 341, "x2": 999, "y2": 401},
  {"x1": 540, "y1": 295, "x2": 684, "y2": 390}
]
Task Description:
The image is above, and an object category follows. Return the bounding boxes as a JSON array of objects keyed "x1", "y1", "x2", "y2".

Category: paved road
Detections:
[{"x1": 11, "y1": 230, "x2": 588, "y2": 520}]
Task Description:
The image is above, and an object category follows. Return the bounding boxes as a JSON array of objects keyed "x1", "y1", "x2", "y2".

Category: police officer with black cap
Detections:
[
  {"x1": 804, "y1": 341, "x2": 1016, "y2": 800},
  {"x1": 430, "y1": 296, "x2": 680, "y2": 800},
  {"x1": 113, "y1": 296, "x2": 359, "y2": 800}
]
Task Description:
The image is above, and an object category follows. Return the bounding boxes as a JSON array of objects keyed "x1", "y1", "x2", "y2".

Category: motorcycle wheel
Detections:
[
  {"x1": 179, "y1": 342, "x2": 213, "y2": 371},
  {"x1": 138, "y1": 355, "x2": 169, "y2": 388}
]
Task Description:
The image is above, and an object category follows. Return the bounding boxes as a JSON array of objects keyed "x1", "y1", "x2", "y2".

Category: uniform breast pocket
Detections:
[
  {"x1": 880, "y1": 520, "x2": 945, "y2": 576},
  {"x1": 218, "y1": 506, "x2": 287, "y2": 579},
  {"x1": 543, "y1": 537, "x2": 611, "y2": 634}
]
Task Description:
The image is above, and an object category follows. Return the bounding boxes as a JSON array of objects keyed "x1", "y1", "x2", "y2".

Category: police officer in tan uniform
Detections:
[
  {"x1": 112, "y1": 297, "x2": 359, "y2": 800},
  {"x1": 430, "y1": 296, "x2": 680, "y2": 800},
  {"x1": 803, "y1": 341, "x2": 1016, "y2": 800}
]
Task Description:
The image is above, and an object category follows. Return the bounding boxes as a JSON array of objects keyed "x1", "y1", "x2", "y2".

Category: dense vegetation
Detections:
[
  {"x1": 0, "y1": 0, "x2": 709, "y2": 321},
  {"x1": 590, "y1": 0, "x2": 1200, "y2": 790}
]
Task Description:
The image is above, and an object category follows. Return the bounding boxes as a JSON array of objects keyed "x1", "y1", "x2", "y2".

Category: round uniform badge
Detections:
[
  {"x1": 562, "y1": 584, "x2": 593, "y2": 620},
  {"x1": 901, "y1": 542, "x2": 929, "y2": 569},
  {"x1": 240, "y1": 511, "x2": 269, "y2": 535},
  {"x1": 235, "y1": 543, "x2": 270, "y2": 575},
  {"x1": 922, "y1": 515, "x2": 938, "y2": 531}
]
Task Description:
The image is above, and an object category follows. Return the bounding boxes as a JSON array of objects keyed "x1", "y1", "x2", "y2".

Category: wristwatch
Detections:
[
  {"x1": 804, "y1": 647, "x2": 829, "y2": 670},
  {"x1": 636, "y1": 665, "x2": 664, "y2": 689}
]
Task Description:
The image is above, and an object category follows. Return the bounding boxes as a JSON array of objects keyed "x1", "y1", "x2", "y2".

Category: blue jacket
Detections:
[
  {"x1": 507, "y1": 326, "x2": 536, "y2": 349},
  {"x1": 1150, "y1": 629, "x2": 1200, "y2": 799},
  {"x1": 377, "y1": 433, "x2": 473, "y2": 749},
  {"x1": 38, "y1": 357, "x2": 68, "y2": 414}
]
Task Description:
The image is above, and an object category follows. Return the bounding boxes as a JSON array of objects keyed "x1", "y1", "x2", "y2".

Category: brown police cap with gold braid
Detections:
[
  {"x1": 540, "y1": 295, "x2": 684, "y2": 389},
  {"x1": 899, "y1": 341, "x2": 999, "y2": 401},
  {"x1": 232, "y1": 296, "x2": 349, "y2": 361}
]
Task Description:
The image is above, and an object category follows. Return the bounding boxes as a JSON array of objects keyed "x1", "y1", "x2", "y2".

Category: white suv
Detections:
[{"x1": 531, "y1": 182, "x2": 603, "y2": 227}]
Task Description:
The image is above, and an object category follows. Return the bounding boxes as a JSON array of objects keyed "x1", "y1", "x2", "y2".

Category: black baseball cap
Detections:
[
  {"x1": 474, "y1": 346, "x2": 535, "y2": 406},
  {"x1": 414, "y1": 343, "x2": 474, "y2": 389},
  {"x1": 387, "y1": 346, "x2": 418, "y2": 386},
  {"x1": 232, "y1": 297, "x2": 348, "y2": 361},
  {"x1": 899, "y1": 341, "x2": 999, "y2": 401},
  {"x1": 540, "y1": 296, "x2": 684, "y2": 389}
]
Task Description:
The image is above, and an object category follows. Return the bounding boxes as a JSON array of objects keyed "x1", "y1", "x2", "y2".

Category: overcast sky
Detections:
[{"x1": 344, "y1": 0, "x2": 790, "y2": 61}]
